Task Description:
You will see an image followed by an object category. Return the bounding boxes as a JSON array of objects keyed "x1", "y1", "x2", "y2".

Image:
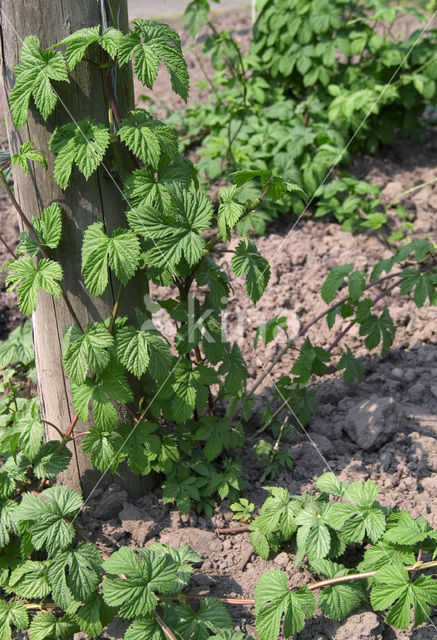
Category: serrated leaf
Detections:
[
  {"x1": 356, "y1": 304, "x2": 395, "y2": 355},
  {"x1": 171, "y1": 597, "x2": 233, "y2": 639},
  {"x1": 118, "y1": 20, "x2": 189, "y2": 100},
  {"x1": 232, "y1": 169, "x2": 271, "y2": 188},
  {"x1": 319, "y1": 581, "x2": 366, "y2": 620},
  {"x1": 0, "y1": 321, "x2": 34, "y2": 368},
  {"x1": 291, "y1": 337, "x2": 330, "y2": 384},
  {"x1": 57, "y1": 26, "x2": 122, "y2": 69},
  {"x1": 217, "y1": 186, "x2": 245, "y2": 241},
  {"x1": 295, "y1": 503, "x2": 333, "y2": 557},
  {"x1": 82, "y1": 223, "x2": 140, "y2": 295},
  {"x1": 384, "y1": 512, "x2": 433, "y2": 546},
  {"x1": 82, "y1": 425, "x2": 125, "y2": 472},
  {"x1": 124, "y1": 615, "x2": 163, "y2": 640},
  {"x1": 255, "y1": 571, "x2": 315, "y2": 640},
  {"x1": 28, "y1": 612, "x2": 78, "y2": 640},
  {"x1": 400, "y1": 268, "x2": 437, "y2": 307},
  {"x1": 219, "y1": 343, "x2": 248, "y2": 396},
  {"x1": 128, "y1": 183, "x2": 213, "y2": 269},
  {"x1": 231, "y1": 240, "x2": 270, "y2": 303},
  {"x1": 12, "y1": 416, "x2": 44, "y2": 461},
  {"x1": 6, "y1": 257, "x2": 63, "y2": 315},
  {"x1": 371, "y1": 564, "x2": 437, "y2": 629},
  {"x1": 72, "y1": 360, "x2": 132, "y2": 429},
  {"x1": 321, "y1": 264, "x2": 353, "y2": 304},
  {"x1": 10, "y1": 35, "x2": 69, "y2": 128},
  {"x1": 254, "y1": 315, "x2": 288, "y2": 348},
  {"x1": 195, "y1": 258, "x2": 230, "y2": 309},
  {"x1": 359, "y1": 540, "x2": 415, "y2": 571},
  {"x1": 73, "y1": 592, "x2": 115, "y2": 638},
  {"x1": 32, "y1": 441, "x2": 72, "y2": 478},
  {"x1": 250, "y1": 528, "x2": 271, "y2": 560},
  {"x1": 8, "y1": 560, "x2": 51, "y2": 599},
  {"x1": 0, "y1": 454, "x2": 28, "y2": 499},
  {"x1": 12, "y1": 141, "x2": 47, "y2": 175},
  {"x1": 315, "y1": 472, "x2": 344, "y2": 497},
  {"x1": 49, "y1": 542, "x2": 102, "y2": 605},
  {"x1": 117, "y1": 421, "x2": 161, "y2": 475},
  {"x1": 49, "y1": 119, "x2": 110, "y2": 188},
  {"x1": 0, "y1": 600, "x2": 28, "y2": 640},
  {"x1": 348, "y1": 270, "x2": 366, "y2": 301},
  {"x1": 337, "y1": 346, "x2": 364, "y2": 384},
  {"x1": 123, "y1": 157, "x2": 194, "y2": 210},
  {"x1": 32, "y1": 203, "x2": 63, "y2": 249},
  {"x1": 116, "y1": 326, "x2": 170, "y2": 378},
  {"x1": 63, "y1": 321, "x2": 114, "y2": 384},
  {"x1": 119, "y1": 109, "x2": 178, "y2": 167},
  {"x1": 12, "y1": 486, "x2": 82, "y2": 556},
  {"x1": 102, "y1": 547, "x2": 178, "y2": 617}
]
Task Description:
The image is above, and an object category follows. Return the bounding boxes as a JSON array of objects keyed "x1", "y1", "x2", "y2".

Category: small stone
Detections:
[
  {"x1": 390, "y1": 367, "x2": 403, "y2": 381},
  {"x1": 408, "y1": 382, "x2": 427, "y2": 403},
  {"x1": 421, "y1": 476, "x2": 437, "y2": 492},
  {"x1": 430, "y1": 385, "x2": 437, "y2": 400},
  {"x1": 274, "y1": 552, "x2": 290, "y2": 567},
  {"x1": 404, "y1": 369, "x2": 416, "y2": 383},
  {"x1": 309, "y1": 433, "x2": 335, "y2": 456},
  {"x1": 160, "y1": 527, "x2": 223, "y2": 558},
  {"x1": 381, "y1": 180, "x2": 403, "y2": 204},
  {"x1": 344, "y1": 395, "x2": 405, "y2": 451},
  {"x1": 119, "y1": 502, "x2": 157, "y2": 545},
  {"x1": 94, "y1": 485, "x2": 128, "y2": 520}
]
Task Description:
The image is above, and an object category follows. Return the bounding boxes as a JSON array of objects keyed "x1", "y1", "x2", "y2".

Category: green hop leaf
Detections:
[
  {"x1": 118, "y1": 20, "x2": 189, "y2": 100},
  {"x1": 231, "y1": 240, "x2": 270, "y2": 303},
  {"x1": 119, "y1": 109, "x2": 178, "y2": 167},
  {"x1": 82, "y1": 223, "x2": 140, "y2": 295},
  {"x1": 12, "y1": 141, "x2": 47, "y2": 175},
  {"x1": 49, "y1": 118, "x2": 110, "y2": 188},
  {"x1": 6, "y1": 257, "x2": 63, "y2": 315},
  {"x1": 255, "y1": 571, "x2": 316, "y2": 640},
  {"x1": 9, "y1": 35, "x2": 69, "y2": 128}
]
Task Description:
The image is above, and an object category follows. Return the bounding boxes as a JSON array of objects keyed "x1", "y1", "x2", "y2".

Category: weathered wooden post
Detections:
[{"x1": 0, "y1": 0, "x2": 147, "y2": 495}]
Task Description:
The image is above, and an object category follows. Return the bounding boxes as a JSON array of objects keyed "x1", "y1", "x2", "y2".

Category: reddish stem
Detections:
[
  {"x1": 63, "y1": 413, "x2": 79, "y2": 440},
  {"x1": 216, "y1": 524, "x2": 250, "y2": 534}
]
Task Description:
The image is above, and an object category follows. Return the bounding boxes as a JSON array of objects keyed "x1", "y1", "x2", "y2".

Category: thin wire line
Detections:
[
  {"x1": 0, "y1": 7, "x2": 177, "y2": 277},
  {"x1": 255, "y1": 355, "x2": 437, "y2": 633},
  {"x1": 257, "y1": 9, "x2": 437, "y2": 284},
  {"x1": 71, "y1": 357, "x2": 182, "y2": 524}
]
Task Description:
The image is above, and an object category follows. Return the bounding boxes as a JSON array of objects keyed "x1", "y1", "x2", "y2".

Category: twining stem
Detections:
[
  {"x1": 216, "y1": 523, "x2": 250, "y2": 534},
  {"x1": 108, "y1": 281, "x2": 124, "y2": 334},
  {"x1": 153, "y1": 612, "x2": 179, "y2": 640},
  {"x1": 0, "y1": 231, "x2": 17, "y2": 259},
  {"x1": 170, "y1": 559, "x2": 437, "y2": 606},
  {"x1": 259, "y1": 416, "x2": 289, "y2": 483},
  {"x1": 387, "y1": 175, "x2": 437, "y2": 210},
  {"x1": 61, "y1": 413, "x2": 79, "y2": 443},
  {"x1": 232, "y1": 270, "x2": 403, "y2": 421},
  {"x1": 41, "y1": 419, "x2": 64, "y2": 439},
  {"x1": 250, "y1": 277, "x2": 403, "y2": 436},
  {"x1": 0, "y1": 169, "x2": 84, "y2": 332}
]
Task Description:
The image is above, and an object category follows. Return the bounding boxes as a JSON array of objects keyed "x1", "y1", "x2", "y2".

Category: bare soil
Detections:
[{"x1": 1, "y1": 7, "x2": 436, "y2": 640}]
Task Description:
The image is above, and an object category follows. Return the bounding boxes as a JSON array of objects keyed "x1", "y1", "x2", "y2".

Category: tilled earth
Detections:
[{"x1": 1, "y1": 7, "x2": 437, "y2": 640}]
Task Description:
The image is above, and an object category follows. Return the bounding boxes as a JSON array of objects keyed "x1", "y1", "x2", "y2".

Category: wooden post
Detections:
[{"x1": 0, "y1": 0, "x2": 148, "y2": 495}]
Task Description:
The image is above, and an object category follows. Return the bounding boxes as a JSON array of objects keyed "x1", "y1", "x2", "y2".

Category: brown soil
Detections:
[{"x1": 1, "y1": 7, "x2": 436, "y2": 640}]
